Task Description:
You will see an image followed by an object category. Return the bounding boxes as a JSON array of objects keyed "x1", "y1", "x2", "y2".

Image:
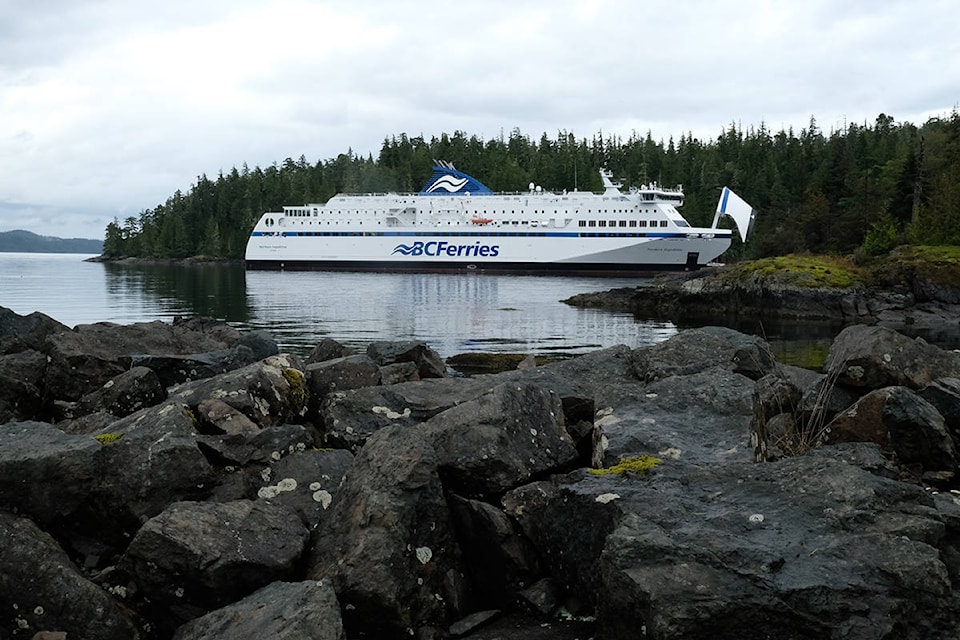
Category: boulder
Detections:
[
  {"x1": 306, "y1": 425, "x2": 469, "y2": 635},
  {"x1": 418, "y1": 381, "x2": 579, "y2": 497},
  {"x1": 254, "y1": 447, "x2": 354, "y2": 528},
  {"x1": 824, "y1": 386, "x2": 957, "y2": 482},
  {"x1": 0, "y1": 511, "x2": 139, "y2": 640},
  {"x1": 171, "y1": 580, "x2": 345, "y2": 640},
  {"x1": 505, "y1": 445, "x2": 959, "y2": 639},
  {"x1": 84, "y1": 403, "x2": 217, "y2": 545},
  {"x1": 124, "y1": 499, "x2": 309, "y2": 636},
  {"x1": 129, "y1": 328, "x2": 279, "y2": 388},
  {"x1": 920, "y1": 377, "x2": 960, "y2": 439},
  {"x1": 629, "y1": 326, "x2": 778, "y2": 382},
  {"x1": 304, "y1": 337, "x2": 354, "y2": 364},
  {"x1": 0, "y1": 421, "x2": 102, "y2": 530},
  {"x1": 194, "y1": 397, "x2": 260, "y2": 436},
  {"x1": 305, "y1": 354, "x2": 381, "y2": 419},
  {"x1": 0, "y1": 307, "x2": 68, "y2": 353},
  {"x1": 366, "y1": 340, "x2": 448, "y2": 378},
  {"x1": 0, "y1": 404, "x2": 215, "y2": 555},
  {"x1": 201, "y1": 423, "x2": 324, "y2": 505},
  {"x1": 0, "y1": 348, "x2": 47, "y2": 422},
  {"x1": 824, "y1": 324, "x2": 960, "y2": 390},
  {"x1": 169, "y1": 354, "x2": 308, "y2": 428},
  {"x1": 318, "y1": 376, "x2": 502, "y2": 451},
  {"x1": 379, "y1": 360, "x2": 421, "y2": 384},
  {"x1": 597, "y1": 366, "x2": 754, "y2": 468},
  {"x1": 77, "y1": 365, "x2": 167, "y2": 417},
  {"x1": 448, "y1": 495, "x2": 540, "y2": 608},
  {"x1": 41, "y1": 317, "x2": 244, "y2": 406},
  {"x1": 198, "y1": 423, "x2": 316, "y2": 470}
]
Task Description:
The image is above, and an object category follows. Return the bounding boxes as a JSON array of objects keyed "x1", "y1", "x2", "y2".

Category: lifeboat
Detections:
[{"x1": 471, "y1": 214, "x2": 493, "y2": 225}]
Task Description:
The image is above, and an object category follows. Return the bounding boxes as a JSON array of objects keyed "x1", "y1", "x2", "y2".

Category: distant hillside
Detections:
[{"x1": 0, "y1": 229, "x2": 103, "y2": 254}]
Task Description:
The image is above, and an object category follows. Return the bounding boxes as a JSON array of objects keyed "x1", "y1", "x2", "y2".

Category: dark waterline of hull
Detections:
[{"x1": 243, "y1": 259, "x2": 703, "y2": 276}]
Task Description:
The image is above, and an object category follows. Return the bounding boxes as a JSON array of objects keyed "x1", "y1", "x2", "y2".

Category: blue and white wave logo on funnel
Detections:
[
  {"x1": 418, "y1": 163, "x2": 494, "y2": 196},
  {"x1": 424, "y1": 175, "x2": 470, "y2": 194}
]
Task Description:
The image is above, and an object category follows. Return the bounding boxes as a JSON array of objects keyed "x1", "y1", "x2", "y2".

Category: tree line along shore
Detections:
[{"x1": 102, "y1": 111, "x2": 960, "y2": 263}]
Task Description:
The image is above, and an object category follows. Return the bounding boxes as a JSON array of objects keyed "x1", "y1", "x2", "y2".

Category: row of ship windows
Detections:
[
  {"x1": 579, "y1": 220, "x2": 670, "y2": 228},
  {"x1": 283, "y1": 208, "x2": 662, "y2": 217},
  {"x1": 258, "y1": 231, "x2": 680, "y2": 238},
  {"x1": 265, "y1": 218, "x2": 676, "y2": 228}
]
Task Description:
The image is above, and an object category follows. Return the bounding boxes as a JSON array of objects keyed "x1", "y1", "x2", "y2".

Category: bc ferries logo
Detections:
[
  {"x1": 392, "y1": 240, "x2": 500, "y2": 258},
  {"x1": 424, "y1": 175, "x2": 470, "y2": 194}
]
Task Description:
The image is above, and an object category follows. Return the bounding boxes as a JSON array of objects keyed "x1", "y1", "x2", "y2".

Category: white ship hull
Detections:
[
  {"x1": 244, "y1": 163, "x2": 754, "y2": 275},
  {"x1": 245, "y1": 230, "x2": 732, "y2": 273}
]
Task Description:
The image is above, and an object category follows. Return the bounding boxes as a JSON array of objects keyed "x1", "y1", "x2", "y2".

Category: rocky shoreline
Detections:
[
  {"x1": 2, "y1": 306, "x2": 960, "y2": 639},
  {"x1": 564, "y1": 268, "x2": 960, "y2": 340}
]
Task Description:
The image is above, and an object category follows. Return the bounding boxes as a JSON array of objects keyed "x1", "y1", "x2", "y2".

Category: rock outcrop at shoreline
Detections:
[
  {"x1": 2, "y1": 306, "x2": 960, "y2": 639},
  {"x1": 563, "y1": 267, "x2": 960, "y2": 338}
]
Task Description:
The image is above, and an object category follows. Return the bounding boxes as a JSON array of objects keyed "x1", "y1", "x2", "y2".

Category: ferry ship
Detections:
[{"x1": 244, "y1": 162, "x2": 755, "y2": 274}]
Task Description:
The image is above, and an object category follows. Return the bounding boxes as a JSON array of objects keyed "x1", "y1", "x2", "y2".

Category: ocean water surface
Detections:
[
  {"x1": 4, "y1": 252, "x2": 890, "y2": 368},
  {"x1": 1, "y1": 253, "x2": 685, "y2": 358}
]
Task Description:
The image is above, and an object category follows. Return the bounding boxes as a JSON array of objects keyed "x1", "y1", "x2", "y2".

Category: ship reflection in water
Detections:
[{"x1": 240, "y1": 270, "x2": 677, "y2": 358}]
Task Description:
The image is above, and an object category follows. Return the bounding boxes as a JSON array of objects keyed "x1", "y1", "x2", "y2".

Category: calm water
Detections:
[
  {"x1": 5, "y1": 252, "x2": 907, "y2": 366},
  {"x1": 0, "y1": 253, "x2": 679, "y2": 358}
]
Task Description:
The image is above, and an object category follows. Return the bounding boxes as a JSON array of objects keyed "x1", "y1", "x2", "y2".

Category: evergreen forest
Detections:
[{"x1": 102, "y1": 110, "x2": 960, "y2": 261}]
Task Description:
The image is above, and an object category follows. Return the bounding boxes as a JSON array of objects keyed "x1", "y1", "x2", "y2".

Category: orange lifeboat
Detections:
[{"x1": 471, "y1": 214, "x2": 493, "y2": 225}]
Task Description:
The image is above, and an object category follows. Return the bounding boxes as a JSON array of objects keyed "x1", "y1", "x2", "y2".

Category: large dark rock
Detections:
[
  {"x1": 0, "y1": 348, "x2": 47, "y2": 423},
  {"x1": 130, "y1": 328, "x2": 279, "y2": 388},
  {"x1": 318, "y1": 376, "x2": 503, "y2": 451},
  {"x1": 597, "y1": 366, "x2": 754, "y2": 468},
  {"x1": 171, "y1": 580, "x2": 345, "y2": 640},
  {"x1": 506, "y1": 445, "x2": 959, "y2": 639},
  {"x1": 0, "y1": 421, "x2": 103, "y2": 529},
  {"x1": 306, "y1": 354, "x2": 381, "y2": 396},
  {"x1": 630, "y1": 326, "x2": 778, "y2": 382},
  {"x1": 169, "y1": 354, "x2": 308, "y2": 428},
  {"x1": 825, "y1": 386, "x2": 957, "y2": 482},
  {"x1": 824, "y1": 324, "x2": 960, "y2": 390},
  {"x1": 449, "y1": 495, "x2": 541, "y2": 608},
  {"x1": 41, "y1": 317, "x2": 244, "y2": 407},
  {"x1": 0, "y1": 511, "x2": 139, "y2": 640},
  {"x1": 0, "y1": 404, "x2": 216, "y2": 556},
  {"x1": 304, "y1": 337, "x2": 354, "y2": 364},
  {"x1": 920, "y1": 377, "x2": 960, "y2": 440},
  {"x1": 254, "y1": 447, "x2": 355, "y2": 528},
  {"x1": 418, "y1": 382, "x2": 579, "y2": 497},
  {"x1": 305, "y1": 354, "x2": 381, "y2": 421},
  {"x1": 306, "y1": 425, "x2": 469, "y2": 635},
  {"x1": 85, "y1": 403, "x2": 217, "y2": 544},
  {"x1": 366, "y1": 340, "x2": 449, "y2": 378},
  {"x1": 124, "y1": 499, "x2": 309, "y2": 635},
  {"x1": 0, "y1": 307, "x2": 68, "y2": 353},
  {"x1": 77, "y1": 365, "x2": 167, "y2": 418}
]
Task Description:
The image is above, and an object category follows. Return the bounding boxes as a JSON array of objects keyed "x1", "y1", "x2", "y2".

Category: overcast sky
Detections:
[{"x1": 1, "y1": 0, "x2": 956, "y2": 241}]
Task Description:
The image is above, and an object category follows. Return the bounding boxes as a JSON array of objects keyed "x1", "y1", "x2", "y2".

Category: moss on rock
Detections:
[
  {"x1": 589, "y1": 455, "x2": 662, "y2": 476},
  {"x1": 93, "y1": 432, "x2": 124, "y2": 445}
]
